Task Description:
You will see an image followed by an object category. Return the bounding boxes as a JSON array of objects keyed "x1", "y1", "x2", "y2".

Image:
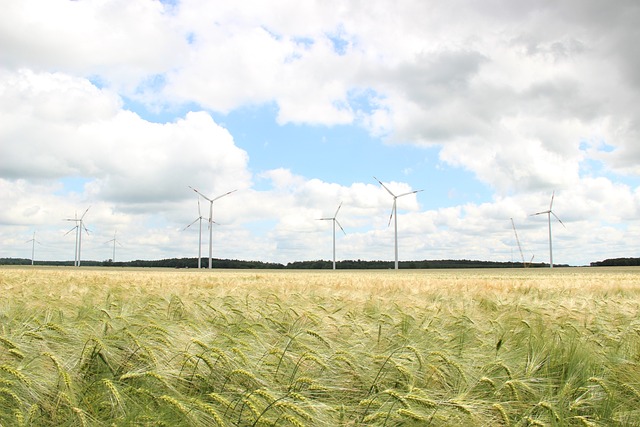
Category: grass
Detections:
[{"x1": 1, "y1": 266, "x2": 640, "y2": 426}]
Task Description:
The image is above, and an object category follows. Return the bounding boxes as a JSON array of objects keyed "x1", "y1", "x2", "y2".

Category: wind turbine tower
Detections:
[
  {"x1": 64, "y1": 207, "x2": 90, "y2": 267},
  {"x1": 188, "y1": 186, "x2": 237, "y2": 269},
  {"x1": 318, "y1": 202, "x2": 346, "y2": 270},
  {"x1": 184, "y1": 197, "x2": 205, "y2": 268},
  {"x1": 64, "y1": 222, "x2": 79, "y2": 266},
  {"x1": 374, "y1": 177, "x2": 423, "y2": 270},
  {"x1": 530, "y1": 192, "x2": 565, "y2": 268},
  {"x1": 26, "y1": 231, "x2": 40, "y2": 266},
  {"x1": 105, "y1": 231, "x2": 122, "y2": 262}
]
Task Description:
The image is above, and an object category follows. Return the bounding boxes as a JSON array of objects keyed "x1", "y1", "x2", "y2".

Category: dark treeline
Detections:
[
  {"x1": 287, "y1": 259, "x2": 558, "y2": 269},
  {"x1": 0, "y1": 258, "x2": 284, "y2": 269},
  {"x1": 590, "y1": 257, "x2": 640, "y2": 267},
  {"x1": 0, "y1": 257, "x2": 563, "y2": 269},
  {"x1": 122, "y1": 258, "x2": 286, "y2": 269}
]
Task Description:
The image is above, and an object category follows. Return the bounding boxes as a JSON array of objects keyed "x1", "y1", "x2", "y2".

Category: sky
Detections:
[{"x1": 1, "y1": 0, "x2": 639, "y2": 267}]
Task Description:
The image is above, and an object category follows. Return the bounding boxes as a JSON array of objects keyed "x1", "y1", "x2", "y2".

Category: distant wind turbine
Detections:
[
  {"x1": 318, "y1": 202, "x2": 346, "y2": 270},
  {"x1": 530, "y1": 191, "x2": 565, "y2": 268},
  {"x1": 188, "y1": 186, "x2": 237, "y2": 269},
  {"x1": 183, "y1": 197, "x2": 205, "y2": 269},
  {"x1": 64, "y1": 207, "x2": 90, "y2": 267},
  {"x1": 26, "y1": 231, "x2": 40, "y2": 266},
  {"x1": 510, "y1": 218, "x2": 527, "y2": 268},
  {"x1": 374, "y1": 177, "x2": 424, "y2": 270},
  {"x1": 105, "y1": 230, "x2": 122, "y2": 262}
]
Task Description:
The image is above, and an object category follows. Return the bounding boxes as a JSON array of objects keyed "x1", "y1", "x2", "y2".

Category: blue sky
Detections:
[{"x1": 1, "y1": 0, "x2": 639, "y2": 266}]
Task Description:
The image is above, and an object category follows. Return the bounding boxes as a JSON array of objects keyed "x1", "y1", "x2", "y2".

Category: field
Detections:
[{"x1": 1, "y1": 266, "x2": 640, "y2": 426}]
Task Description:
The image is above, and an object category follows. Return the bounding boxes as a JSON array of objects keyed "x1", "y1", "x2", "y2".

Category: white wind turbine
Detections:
[
  {"x1": 510, "y1": 218, "x2": 535, "y2": 268},
  {"x1": 374, "y1": 177, "x2": 424, "y2": 270},
  {"x1": 105, "y1": 230, "x2": 122, "y2": 263},
  {"x1": 188, "y1": 186, "x2": 237, "y2": 269},
  {"x1": 510, "y1": 218, "x2": 526, "y2": 267},
  {"x1": 26, "y1": 231, "x2": 40, "y2": 266},
  {"x1": 64, "y1": 207, "x2": 90, "y2": 267},
  {"x1": 318, "y1": 202, "x2": 346, "y2": 270},
  {"x1": 530, "y1": 191, "x2": 565, "y2": 268},
  {"x1": 183, "y1": 196, "x2": 205, "y2": 269}
]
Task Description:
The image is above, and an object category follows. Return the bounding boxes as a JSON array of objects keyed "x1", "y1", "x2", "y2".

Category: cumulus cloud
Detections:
[
  {"x1": 0, "y1": 0, "x2": 187, "y2": 89},
  {"x1": 1, "y1": 0, "x2": 638, "y2": 265},
  {"x1": 0, "y1": 69, "x2": 250, "y2": 204}
]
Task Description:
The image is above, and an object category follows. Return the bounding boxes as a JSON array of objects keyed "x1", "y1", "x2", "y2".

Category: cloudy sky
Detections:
[{"x1": 1, "y1": 0, "x2": 639, "y2": 266}]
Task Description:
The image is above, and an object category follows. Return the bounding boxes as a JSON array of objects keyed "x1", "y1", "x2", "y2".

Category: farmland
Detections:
[{"x1": 1, "y1": 267, "x2": 640, "y2": 426}]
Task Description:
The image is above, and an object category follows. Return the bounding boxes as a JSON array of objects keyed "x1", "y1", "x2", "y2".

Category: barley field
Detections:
[{"x1": 1, "y1": 266, "x2": 640, "y2": 426}]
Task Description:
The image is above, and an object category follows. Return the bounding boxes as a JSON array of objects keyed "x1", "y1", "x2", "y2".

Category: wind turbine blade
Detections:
[
  {"x1": 183, "y1": 218, "x2": 200, "y2": 230},
  {"x1": 212, "y1": 189, "x2": 238, "y2": 202},
  {"x1": 334, "y1": 202, "x2": 342, "y2": 218},
  {"x1": 197, "y1": 198, "x2": 202, "y2": 217},
  {"x1": 374, "y1": 176, "x2": 396, "y2": 197},
  {"x1": 551, "y1": 211, "x2": 566, "y2": 228},
  {"x1": 397, "y1": 189, "x2": 424, "y2": 198},
  {"x1": 318, "y1": 217, "x2": 332, "y2": 221},
  {"x1": 64, "y1": 226, "x2": 77, "y2": 236},
  {"x1": 388, "y1": 200, "x2": 396, "y2": 227},
  {"x1": 549, "y1": 191, "x2": 555, "y2": 210},
  {"x1": 529, "y1": 210, "x2": 549, "y2": 216},
  {"x1": 336, "y1": 219, "x2": 346, "y2": 235},
  {"x1": 188, "y1": 186, "x2": 213, "y2": 202},
  {"x1": 80, "y1": 206, "x2": 91, "y2": 220}
]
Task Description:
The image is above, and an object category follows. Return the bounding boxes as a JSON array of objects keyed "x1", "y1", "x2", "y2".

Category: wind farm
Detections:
[{"x1": 2, "y1": 185, "x2": 586, "y2": 268}]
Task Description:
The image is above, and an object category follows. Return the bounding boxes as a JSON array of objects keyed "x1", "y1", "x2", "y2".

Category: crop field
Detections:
[{"x1": 1, "y1": 267, "x2": 640, "y2": 426}]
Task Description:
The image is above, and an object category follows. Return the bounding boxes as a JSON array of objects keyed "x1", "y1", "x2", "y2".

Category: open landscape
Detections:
[{"x1": 1, "y1": 266, "x2": 640, "y2": 426}]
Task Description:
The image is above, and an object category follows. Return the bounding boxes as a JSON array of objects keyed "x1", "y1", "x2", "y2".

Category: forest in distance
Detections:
[{"x1": 5, "y1": 256, "x2": 639, "y2": 269}]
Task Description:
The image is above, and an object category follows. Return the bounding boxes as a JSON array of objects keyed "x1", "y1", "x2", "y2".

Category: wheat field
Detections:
[{"x1": 1, "y1": 266, "x2": 640, "y2": 426}]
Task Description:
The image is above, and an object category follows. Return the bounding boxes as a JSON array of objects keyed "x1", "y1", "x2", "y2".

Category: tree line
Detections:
[
  {"x1": 0, "y1": 257, "x2": 564, "y2": 269},
  {"x1": 590, "y1": 257, "x2": 640, "y2": 267}
]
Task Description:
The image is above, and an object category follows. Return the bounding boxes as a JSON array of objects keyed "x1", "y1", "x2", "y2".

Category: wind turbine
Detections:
[
  {"x1": 26, "y1": 231, "x2": 40, "y2": 266},
  {"x1": 510, "y1": 218, "x2": 526, "y2": 267},
  {"x1": 188, "y1": 186, "x2": 237, "y2": 269},
  {"x1": 530, "y1": 192, "x2": 565, "y2": 268},
  {"x1": 318, "y1": 202, "x2": 346, "y2": 270},
  {"x1": 374, "y1": 177, "x2": 424, "y2": 270},
  {"x1": 64, "y1": 207, "x2": 90, "y2": 267},
  {"x1": 105, "y1": 230, "x2": 122, "y2": 263},
  {"x1": 183, "y1": 197, "x2": 205, "y2": 269}
]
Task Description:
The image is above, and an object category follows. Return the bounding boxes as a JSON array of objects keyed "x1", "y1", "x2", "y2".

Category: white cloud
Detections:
[
  {"x1": 1, "y1": 0, "x2": 639, "y2": 266},
  {"x1": 0, "y1": 0, "x2": 187, "y2": 90},
  {"x1": 0, "y1": 69, "x2": 250, "y2": 204}
]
